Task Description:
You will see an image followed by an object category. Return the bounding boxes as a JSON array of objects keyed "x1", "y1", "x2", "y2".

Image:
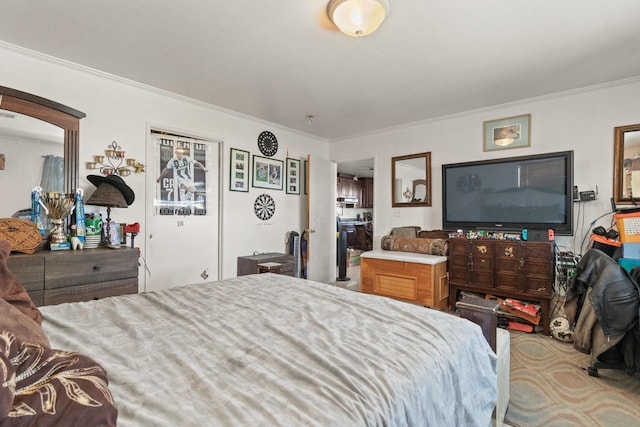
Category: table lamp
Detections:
[{"x1": 85, "y1": 183, "x2": 128, "y2": 248}]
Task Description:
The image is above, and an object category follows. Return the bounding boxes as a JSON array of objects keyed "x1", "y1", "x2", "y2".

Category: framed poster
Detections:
[
  {"x1": 286, "y1": 158, "x2": 301, "y2": 194},
  {"x1": 483, "y1": 114, "x2": 531, "y2": 151},
  {"x1": 252, "y1": 155, "x2": 283, "y2": 190},
  {"x1": 154, "y1": 136, "x2": 210, "y2": 216},
  {"x1": 229, "y1": 148, "x2": 249, "y2": 192}
]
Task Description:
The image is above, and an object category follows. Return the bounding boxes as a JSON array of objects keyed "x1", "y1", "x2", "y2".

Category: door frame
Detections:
[{"x1": 144, "y1": 122, "x2": 223, "y2": 291}]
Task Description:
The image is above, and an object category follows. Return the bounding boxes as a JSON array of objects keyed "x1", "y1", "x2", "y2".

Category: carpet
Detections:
[{"x1": 505, "y1": 331, "x2": 640, "y2": 427}]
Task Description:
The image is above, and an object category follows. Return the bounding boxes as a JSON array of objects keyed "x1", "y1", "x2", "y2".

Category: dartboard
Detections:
[
  {"x1": 254, "y1": 193, "x2": 275, "y2": 220},
  {"x1": 257, "y1": 131, "x2": 278, "y2": 157}
]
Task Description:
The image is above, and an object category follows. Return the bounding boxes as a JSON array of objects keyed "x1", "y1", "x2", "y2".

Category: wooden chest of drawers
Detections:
[{"x1": 8, "y1": 248, "x2": 139, "y2": 306}]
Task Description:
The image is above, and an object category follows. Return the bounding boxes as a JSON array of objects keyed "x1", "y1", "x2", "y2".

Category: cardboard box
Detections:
[
  {"x1": 623, "y1": 243, "x2": 640, "y2": 259},
  {"x1": 348, "y1": 249, "x2": 362, "y2": 266}
]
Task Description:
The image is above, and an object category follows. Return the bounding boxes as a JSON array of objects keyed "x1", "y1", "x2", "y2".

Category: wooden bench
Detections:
[{"x1": 360, "y1": 250, "x2": 448, "y2": 309}]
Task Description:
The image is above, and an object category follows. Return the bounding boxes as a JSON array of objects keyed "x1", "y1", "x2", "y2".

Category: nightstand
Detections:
[{"x1": 237, "y1": 253, "x2": 294, "y2": 276}]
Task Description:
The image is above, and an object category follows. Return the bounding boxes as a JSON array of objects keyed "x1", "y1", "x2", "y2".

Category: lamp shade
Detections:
[{"x1": 327, "y1": 0, "x2": 390, "y2": 37}]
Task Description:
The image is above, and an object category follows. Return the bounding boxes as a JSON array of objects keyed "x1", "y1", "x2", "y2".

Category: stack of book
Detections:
[{"x1": 501, "y1": 298, "x2": 541, "y2": 325}]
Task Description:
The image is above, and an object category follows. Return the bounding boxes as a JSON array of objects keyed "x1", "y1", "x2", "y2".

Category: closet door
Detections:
[{"x1": 144, "y1": 128, "x2": 221, "y2": 292}]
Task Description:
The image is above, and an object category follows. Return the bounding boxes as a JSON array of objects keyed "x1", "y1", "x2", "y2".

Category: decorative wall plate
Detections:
[
  {"x1": 254, "y1": 193, "x2": 276, "y2": 220},
  {"x1": 257, "y1": 131, "x2": 278, "y2": 157}
]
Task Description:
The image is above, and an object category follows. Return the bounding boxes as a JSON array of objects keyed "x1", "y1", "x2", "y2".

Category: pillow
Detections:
[
  {"x1": 390, "y1": 226, "x2": 421, "y2": 238},
  {"x1": 0, "y1": 239, "x2": 43, "y2": 325},
  {"x1": 0, "y1": 331, "x2": 118, "y2": 426},
  {"x1": 0, "y1": 299, "x2": 49, "y2": 348},
  {"x1": 0, "y1": 339, "x2": 15, "y2": 420},
  {"x1": 381, "y1": 235, "x2": 449, "y2": 256}
]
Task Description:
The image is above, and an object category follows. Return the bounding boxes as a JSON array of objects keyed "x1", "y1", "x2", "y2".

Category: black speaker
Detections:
[{"x1": 336, "y1": 230, "x2": 350, "y2": 282}]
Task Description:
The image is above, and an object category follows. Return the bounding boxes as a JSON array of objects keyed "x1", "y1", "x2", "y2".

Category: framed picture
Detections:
[
  {"x1": 483, "y1": 114, "x2": 531, "y2": 151},
  {"x1": 285, "y1": 158, "x2": 301, "y2": 194},
  {"x1": 229, "y1": 148, "x2": 250, "y2": 192},
  {"x1": 252, "y1": 155, "x2": 283, "y2": 190}
]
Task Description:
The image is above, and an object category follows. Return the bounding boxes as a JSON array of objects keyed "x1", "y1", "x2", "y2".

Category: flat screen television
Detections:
[{"x1": 442, "y1": 150, "x2": 574, "y2": 235}]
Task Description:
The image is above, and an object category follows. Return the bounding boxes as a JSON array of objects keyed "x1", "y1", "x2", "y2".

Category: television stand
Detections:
[{"x1": 448, "y1": 238, "x2": 554, "y2": 335}]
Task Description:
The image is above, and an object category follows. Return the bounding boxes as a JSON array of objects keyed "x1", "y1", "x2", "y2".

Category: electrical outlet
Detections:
[{"x1": 394, "y1": 209, "x2": 401, "y2": 217}]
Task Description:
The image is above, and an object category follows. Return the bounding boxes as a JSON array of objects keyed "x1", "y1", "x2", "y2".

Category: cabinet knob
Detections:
[{"x1": 93, "y1": 265, "x2": 100, "y2": 271}]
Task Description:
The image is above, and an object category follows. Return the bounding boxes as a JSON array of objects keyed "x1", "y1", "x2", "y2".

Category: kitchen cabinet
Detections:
[
  {"x1": 338, "y1": 221, "x2": 372, "y2": 250},
  {"x1": 337, "y1": 176, "x2": 361, "y2": 203},
  {"x1": 337, "y1": 176, "x2": 374, "y2": 208},
  {"x1": 338, "y1": 222, "x2": 358, "y2": 248},
  {"x1": 360, "y1": 178, "x2": 374, "y2": 208}
]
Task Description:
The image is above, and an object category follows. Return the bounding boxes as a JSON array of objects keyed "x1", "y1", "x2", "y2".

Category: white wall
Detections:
[
  {"x1": 330, "y1": 78, "x2": 640, "y2": 255},
  {"x1": 0, "y1": 45, "x2": 329, "y2": 285}
]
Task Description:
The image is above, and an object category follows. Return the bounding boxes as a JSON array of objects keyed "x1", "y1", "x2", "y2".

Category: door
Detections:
[
  {"x1": 144, "y1": 128, "x2": 221, "y2": 292},
  {"x1": 306, "y1": 155, "x2": 337, "y2": 283}
]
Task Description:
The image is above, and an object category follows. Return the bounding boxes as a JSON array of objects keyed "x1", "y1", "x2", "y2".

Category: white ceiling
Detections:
[{"x1": 1, "y1": 1, "x2": 639, "y2": 143}]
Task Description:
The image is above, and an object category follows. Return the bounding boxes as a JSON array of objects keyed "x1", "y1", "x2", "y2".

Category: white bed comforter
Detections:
[{"x1": 41, "y1": 274, "x2": 497, "y2": 427}]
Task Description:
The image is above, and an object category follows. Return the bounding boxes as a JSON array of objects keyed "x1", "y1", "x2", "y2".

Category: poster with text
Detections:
[{"x1": 155, "y1": 136, "x2": 209, "y2": 216}]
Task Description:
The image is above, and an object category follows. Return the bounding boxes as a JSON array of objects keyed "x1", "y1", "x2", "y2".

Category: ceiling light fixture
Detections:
[{"x1": 327, "y1": 0, "x2": 390, "y2": 37}]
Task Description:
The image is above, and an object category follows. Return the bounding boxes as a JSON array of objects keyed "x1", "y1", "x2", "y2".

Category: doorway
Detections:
[{"x1": 335, "y1": 157, "x2": 374, "y2": 290}]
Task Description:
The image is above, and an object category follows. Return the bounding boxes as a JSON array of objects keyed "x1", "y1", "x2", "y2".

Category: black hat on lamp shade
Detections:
[
  {"x1": 85, "y1": 175, "x2": 135, "y2": 251},
  {"x1": 87, "y1": 174, "x2": 135, "y2": 206}
]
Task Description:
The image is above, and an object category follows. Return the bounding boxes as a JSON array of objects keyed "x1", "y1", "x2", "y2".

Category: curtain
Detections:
[{"x1": 40, "y1": 155, "x2": 64, "y2": 193}]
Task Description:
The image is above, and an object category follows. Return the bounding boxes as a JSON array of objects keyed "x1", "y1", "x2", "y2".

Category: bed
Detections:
[{"x1": 5, "y1": 272, "x2": 498, "y2": 426}]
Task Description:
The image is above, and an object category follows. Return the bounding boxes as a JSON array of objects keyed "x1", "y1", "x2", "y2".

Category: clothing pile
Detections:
[{"x1": 565, "y1": 248, "x2": 640, "y2": 376}]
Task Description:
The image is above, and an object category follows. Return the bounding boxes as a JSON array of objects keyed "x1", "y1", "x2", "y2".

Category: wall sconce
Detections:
[
  {"x1": 86, "y1": 141, "x2": 145, "y2": 177},
  {"x1": 327, "y1": 0, "x2": 390, "y2": 37}
]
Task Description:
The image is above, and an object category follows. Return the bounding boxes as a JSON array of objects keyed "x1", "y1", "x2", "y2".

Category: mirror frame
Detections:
[
  {"x1": 0, "y1": 86, "x2": 85, "y2": 195},
  {"x1": 613, "y1": 123, "x2": 640, "y2": 205},
  {"x1": 391, "y1": 152, "x2": 432, "y2": 207}
]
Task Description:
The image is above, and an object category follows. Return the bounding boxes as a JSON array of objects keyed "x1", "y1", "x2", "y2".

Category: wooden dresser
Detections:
[
  {"x1": 8, "y1": 248, "x2": 139, "y2": 306},
  {"x1": 360, "y1": 250, "x2": 449, "y2": 309},
  {"x1": 448, "y1": 238, "x2": 554, "y2": 334}
]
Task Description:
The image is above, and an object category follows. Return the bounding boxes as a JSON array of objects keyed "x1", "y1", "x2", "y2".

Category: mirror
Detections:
[
  {"x1": 0, "y1": 111, "x2": 64, "y2": 216},
  {"x1": 613, "y1": 123, "x2": 640, "y2": 205},
  {"x1": 0, "y1": 86, "x2": 85, "y2": 216},
  {"x1": 391, "y1": 152, "x2": 431, "y2": 207}
]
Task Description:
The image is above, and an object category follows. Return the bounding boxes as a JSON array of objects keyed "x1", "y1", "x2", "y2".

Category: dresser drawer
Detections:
[
  {"x1": 44, "y1": 278, "x2": 138, "y2": 305},
  {"x1": 7, "y1": 254, "x2": 45, "y2": 293},
  {"x1": 44, "y1": 248, "x2": 138, "y2": 289},
  {"x1": 27, "y1": 290, "x2": 44, "y2": 307}
]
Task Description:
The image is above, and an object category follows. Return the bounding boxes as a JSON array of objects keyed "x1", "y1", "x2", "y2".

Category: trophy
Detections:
[{"x1": 42, "y1": 192, "x2": 75, "y2": 244}]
